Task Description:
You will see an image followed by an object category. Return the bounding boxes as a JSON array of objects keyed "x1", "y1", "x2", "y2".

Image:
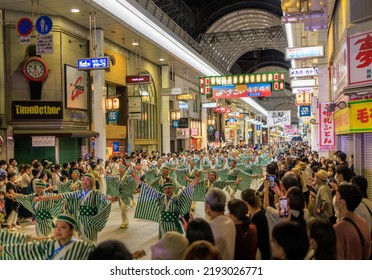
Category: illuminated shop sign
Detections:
[
  {"x1": 77, "y1": 57, "x2": 110, "y2": 70},
  {"x1": 199, "y1": 71, "x2": 285, "y2": 95},
  {"x1": 13, "y1": 101, "x2": 63, "y2": 120},
  {"x1": 126, "y1": 74, "x2": 152, "y2": 85},
  {"x1": 285, "y1": 46, "x2": 324, "y2": 60},
  {"x1": 289, "y1": 67, "x2": 319, "y2": 78}
]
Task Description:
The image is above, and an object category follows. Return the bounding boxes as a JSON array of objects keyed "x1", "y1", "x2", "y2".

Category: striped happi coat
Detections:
[
  {"x1": 0, "y1": 230, "x2": 29, "y2": 260},
  {"x1": 60, "y1": 189, "x2": 111, "y2": 242},
  {"x1": 134, "y1": 182, "x2": 193, "y2": 239},
  {"x1": 194, "y1": 178, "x2": 240, "y2": 201},
  {"x1": 105, "y1": 171, "x2": 138, "y2": 207},
  {"x1": 2, "y1": 238, "x2": 95, "y2": 260},
  {"x1": 15, "y1": 193, "x2": 64, "y2": 237},
  {"x1": 57, "y1": 180, "x2": 81, "y2": 193}
]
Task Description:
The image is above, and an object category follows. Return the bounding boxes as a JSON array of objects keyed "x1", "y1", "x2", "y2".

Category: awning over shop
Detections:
[{"x1": 13, "y1": 129, "x2": 99, "y2": 138}]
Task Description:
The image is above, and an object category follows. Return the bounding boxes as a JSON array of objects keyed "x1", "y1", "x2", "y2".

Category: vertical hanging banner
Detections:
[
  {"x1": 267, "y1": 111, "x2": 291, "y2": 126},
  {"x1": 319, "y1": 103, "x2": 336, "y2": 150}
]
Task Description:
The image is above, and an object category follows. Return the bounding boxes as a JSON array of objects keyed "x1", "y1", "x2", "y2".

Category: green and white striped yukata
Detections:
[
  {"x1": 134, "y1": 182, "x2": 193, "y2": 239},
  {"x1": 59, "y1": 190, "x2": 112, "y2": 242},
  {"x1": 57, "y1": 179, "x2": 81, "y2": 193},
  {"x1": 2, "y1": 238, "x2": 95, "y2": 260},
  {"x1": 15, "y1": 193, "x2": 64, "y2": 237},
  {"x1": 144, "y1": 167, "x2": 161, "y2": 183},
  {"x1": 0, "y1": 230, "x2": 29, "y2": 260}
]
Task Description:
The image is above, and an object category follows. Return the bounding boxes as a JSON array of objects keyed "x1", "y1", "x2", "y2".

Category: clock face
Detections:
[
  {"x1": 22, "y1": 57, "x2": 49, "y2": 82},
  {"x1": 26, "y1": 60, "x2": 45, "y2": 78}
]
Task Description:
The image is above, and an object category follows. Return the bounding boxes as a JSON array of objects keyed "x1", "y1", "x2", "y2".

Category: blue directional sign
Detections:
[
  {"x1": 298, "y1": 106, "x2": 311, "y2": 117},
  {"x1": 36, "y1": 16, "x2": 53, "y2": 34},
  {"x1": 172, "y1": 120, "x2": 180, "y2": 128},
  {"x1": 113, "y1": 142, "x2": 120, "y2": 152},
  {"x1": 107, "y1": 111, "x2": 118, "y2": 122},
  {"x1": 77, "y1": 57, "x2": 110, "y2": 70}
]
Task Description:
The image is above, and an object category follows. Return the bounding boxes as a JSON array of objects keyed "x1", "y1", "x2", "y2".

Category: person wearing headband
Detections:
[
  {"x1": 133, "y1": 172, "x2": 199, "y2": 239},
  {"x1": 36, "y1": 173, "x2": 116, "y2": 242},
  {"x1": 57, "y1": 169, "x2": 81, "y2": 193},
  {"x1": 0, "y1": 213, "x2": 95, "y2": 260},
  {"x1": 11, "y1": 181, "x2": 64, "y2": 237},
  {"x1": 147, "y1": 166, "x2": 182, "y2": 193}
]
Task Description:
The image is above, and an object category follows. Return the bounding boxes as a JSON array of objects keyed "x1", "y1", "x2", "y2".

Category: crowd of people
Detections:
[{"x1": 0, "y1": 142, "x2": 371, "y2": 260}]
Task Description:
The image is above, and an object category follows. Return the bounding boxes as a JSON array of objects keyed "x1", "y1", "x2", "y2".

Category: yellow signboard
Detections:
[
  {"x1": 334, "y1": 99, "x2": 372, "y2": 134},
  {"x1": 334, "y1": 107, "x2": 350, "y2": 134},
  {"x1": 176, "y1": 93, "x2": 195, "y2": 101}
]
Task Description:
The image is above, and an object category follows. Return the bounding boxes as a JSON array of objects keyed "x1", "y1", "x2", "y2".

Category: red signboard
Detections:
[
  {"x1": 212, "y1": 86, "x2": 246, "y2": 99},
  {"x1": 126, "y1": 74, "x2": 152, "y2": 85},
  {"x1": 214, "y1": 106, "x2": 232, "y2": 114}
]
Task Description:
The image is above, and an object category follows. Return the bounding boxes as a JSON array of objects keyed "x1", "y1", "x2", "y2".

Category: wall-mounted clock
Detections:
[{"x1": 21, "y1": 56, "x2": 49, "y2": 82}]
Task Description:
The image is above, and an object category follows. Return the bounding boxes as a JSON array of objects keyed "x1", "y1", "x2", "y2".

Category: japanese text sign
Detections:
[
  {"x1": 267, "y1": 111, "x2": 291, "y2": 126},
  {"x1": 319, "y1": 103, "x2": 336, "y2": 150},
  {"x1": 335, "y1": 99, "x2": 372, "y2": 134},
  {"x1": 298, "y1": 106, "x2": 311, "y2": 117},
  {"x1": 348, "y1": 30, "x2": 372, "y2": 87},
  {"x1": 289, "y1": 67, "x2": 318, "y2": 78}
]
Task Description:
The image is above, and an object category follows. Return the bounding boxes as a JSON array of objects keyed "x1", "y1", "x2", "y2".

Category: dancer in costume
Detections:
[
  {"x1": 38, "y1": 174, "x2": 115, "y2": 242},
  {"x1": 133, "y1": 172, "x2": 199, "y2": 239},
  {"x1": 11, "y1": 181, "x2": 63, "y2": 237},
  {"x1": 0, "y1": 213, "x2": 95, "y2": 260},
  {"x1": 57, "y1": 170, "x2": 81, "y2": 193}
]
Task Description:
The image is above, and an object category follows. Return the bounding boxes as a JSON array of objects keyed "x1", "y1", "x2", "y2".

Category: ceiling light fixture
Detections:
[
  {"x1": 71, "y1": 8, "x2": 80, "y2": 13},
  {"x1": 159, "y1": 58, "x2": 165, "y2": 61},
  {"x1": 132, "y1": 41, "x2": 139, "y2": 46}
]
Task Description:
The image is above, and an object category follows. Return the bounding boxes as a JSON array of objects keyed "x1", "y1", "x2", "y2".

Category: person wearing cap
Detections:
[
  {"x1": 11, "y1": 181, "x2": 63, "y2": 237},
  {"x1": 312, "y1": 169, "x2": 333, "y2": 220},
  {"x1": 57, "y1": 169, "x2": 81, "y2": 193},
  {"x1": 194, "y1": 170, "x2": 241, "y2": 203},
  {"x1": 133, "y1": 172, "x2": 199, "y2": 239},
  {"x1": 106, "y1": 163, "x2": 141, "y2": 229},
  {"x1": 148, "y1": 166, "x2": 182, "y2": 193},
  {"x1": 218, "y1": 159, "x2": 247, "y2": 199},
  {"x1": 174, "y1": 159, "x2": 199, "y2": 187},
  {"x1": 144, "y1": 159, "x2": 163, "y2": 183},
  {"x1": 38, "y1": 173, "x2": 115, "y2": 242},
  {"x1": 0, "y1": 213, "x2": 95, "y2": 260}
]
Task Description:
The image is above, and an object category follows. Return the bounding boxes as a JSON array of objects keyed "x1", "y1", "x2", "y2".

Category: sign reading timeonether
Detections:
[{"x1": 13, "y1": 101, "x2": 63, "y2": 120}]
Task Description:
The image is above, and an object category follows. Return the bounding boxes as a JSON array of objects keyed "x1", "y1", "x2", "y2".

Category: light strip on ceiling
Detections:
[
  {"x1": 284, "y1": 23, "x2": 296, "y2": 68},
  {"x1": 89, "y1": 0, "x2": 220, "y2": 76},
  {"x1": 89, "y1": 0, "x2": 267, "y2": 116},
  {"x1": 241, "y1": 97, "x2": 268, "y2": 116}
]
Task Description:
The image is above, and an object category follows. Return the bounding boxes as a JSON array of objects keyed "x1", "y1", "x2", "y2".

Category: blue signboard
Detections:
[
  {"x1": 36, "y1": 16, "x2": 53, "y2": 34},
  {"x1": 107, "y1": 111, "x2": 118, "y2": 122},
  {"x1": 298, "y1": 106, "x2": 311, "y2": 117},
  {"x1": 172, "y1": 120, "x2": 179, "y2": 128},
  {"x1": 113, "y1": 142, "x2": 120, "y2": 152},
  {"x1": 77, "y1": 57, "x2": 110, "y2": 70}
]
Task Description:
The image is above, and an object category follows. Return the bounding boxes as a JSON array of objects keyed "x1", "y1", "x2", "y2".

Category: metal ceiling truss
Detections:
[
  {"x1": 153, "y1": 0, "x2": 197, "y2": 35},
  {"x1": 197, "y1": 25, "x2": 288, "y2": 71},
  {"x1": 135, "y1": 0, "x2": 228, "y2": 72}
]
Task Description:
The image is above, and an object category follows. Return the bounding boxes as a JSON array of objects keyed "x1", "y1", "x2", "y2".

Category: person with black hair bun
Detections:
[
  {"x1": 88, "y1": 240, "x2": 133, "y2": 260},
  {"x1": 186, "y1": 217, "x2": 215, "y2": 245},
  {"x1": 306, "y1": 218, "x2": 337, "y2": 260},
  {"x1": 271, "y1": 221, "x2": 309, "y2": 260},
  {"x1": 227, "y1": 199, "x2": 257, "y2": 260}
]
